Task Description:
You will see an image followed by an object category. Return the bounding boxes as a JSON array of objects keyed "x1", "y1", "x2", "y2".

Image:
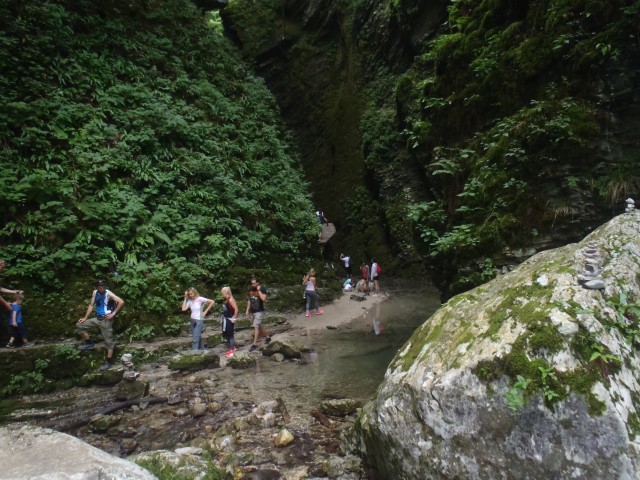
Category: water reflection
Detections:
[{"x1": 241, "y1": 290, "x2": 441, "y2": 410}]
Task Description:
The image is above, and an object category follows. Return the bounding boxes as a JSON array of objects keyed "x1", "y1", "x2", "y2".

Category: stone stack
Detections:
[
  {"x1": 625, "y1": 198, "x2": 635, "y2": 213},
  {"x1": 577, "y1": 242, "x2": 605, "y2": 290}
]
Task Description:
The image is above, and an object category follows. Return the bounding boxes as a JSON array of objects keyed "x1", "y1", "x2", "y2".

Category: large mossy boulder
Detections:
[
  {"x1": 168, "y1": 351, "x2": 220, "y2": 372},
  {"x1": 262, "y1": 339, "x2": 301, "y2": 359},
  {"x1": 350, "y1": 212, "x2": 640, "y2": 479}
]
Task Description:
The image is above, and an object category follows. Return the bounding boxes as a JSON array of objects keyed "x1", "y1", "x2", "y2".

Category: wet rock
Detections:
[
  {"x1": 212, "y1": 434, "x2": 235, "y2": 451},
  {"x1": 207, "y1": 401, "x2": 223, "y2": 413},
  {"x1": 173, "y1": 407, "x2": 189, "y2": 417},
  {"x1": 322, "y1": 454, "x2": 362, "y2": 478},
  {"x1": 241, "y1": 469, "x2": 284, "y2": 480},
  {"x1": 168, "y1": 350, "x2": 220, "y2": 372},
  {"x1": 130, "y1": 450, "x2": 209, "y2": 479},
  {"x1": 254, "y1": 400, "x2": 279, "y2": 415},
  {"x1": 188, "y1": 398, "x2": 207, "y2": 417},
  {"x1": 228, "y1": 351, "x2": 257, "y2": 369},
  {"x1": 167, "y1": 394, "x2": 183, "y2": 405},
  {"x1": 271, "y1": 353, "x2": 285, "y2": 362},
  {"x1": 78, "y1": 367, "x2": 123, "y2": 386},
  {"x1": 273, "y1": 428, "x2": 294, "y2": 447},
  {"x1": 257, "y1": 412, "x2": 277, "y2": 428},
  {"x1": 320, "y1": 398, "x2": 357, "y2": 416},
  {"x1": 175, "y1": 446, "x2": 203, "y2": 457},
  {"x1": 0, "y1": 425, "x2": 156, "y2": 479},
  {"x1": 262, "y1": 339, "x2": 301, "y2": 359},
  {"x1": 203, "y1": 378, "x2": 215, "y2": 387},
  {"x1": 115, "y1": 379, "x2": 149, "y2": 401},
  {"x1": 88, "y1": 413, "x2": 122, "y2": 433},
  {"x1": 120, "y1": 438, "x2": 138, "y2": 455}
]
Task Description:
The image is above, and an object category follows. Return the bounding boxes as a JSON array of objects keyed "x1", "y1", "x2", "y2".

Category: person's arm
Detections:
[
  {"x1": 78, "y1": 290, "x2": 97, "y2": 324},
  {"x1": 256, "y1": 286, "x2": 267, "y2": 302},
  {"x1": 182, "y1": 291, "x2": 190, "y2": 312},
  {"x1": 311, "y1": 277, "x2": 317, "y2": 288},
  {"x1": 0, "y1": 295, "x2": 10, "y2": 311},
  {"x1": 11, "y1": 307, "x2": 17, "y2": 327},
  {"x1": 246, "y1": 298, "x2": 250, "y2": 316},
  {"x1": 229, "y1": 297, "x2": 238, "y2": 322},
  {"x1": 202, "y1": 298, "x2": 215, "y2": 317},
  {"x1": 106, "y1": 292, "x2": 125, "y2": 319},
  {"x1": 302, "y1": 274, "x2": 309, "y2": 285},
  {"x1": 0, "y1": 287, "x2": 22, "y2": 295}
]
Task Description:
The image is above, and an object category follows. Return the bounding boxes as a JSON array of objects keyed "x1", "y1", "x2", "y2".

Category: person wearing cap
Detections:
[{"x1": 76, "y1": 280, "x2": 125, "y2": 371}]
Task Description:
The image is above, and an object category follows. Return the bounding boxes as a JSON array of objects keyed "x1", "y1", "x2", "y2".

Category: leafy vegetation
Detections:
[
  {"x1": 350, "y1": 0, "x2": 640, "y2": 294},
  {"x1": 0, "y1": 0, "x2": 319, "y2": 335}
]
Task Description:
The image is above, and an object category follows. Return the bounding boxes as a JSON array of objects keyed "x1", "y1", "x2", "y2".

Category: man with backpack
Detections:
[{"x1": 77, "y1": 279, "x2": 125, "y2": 371}]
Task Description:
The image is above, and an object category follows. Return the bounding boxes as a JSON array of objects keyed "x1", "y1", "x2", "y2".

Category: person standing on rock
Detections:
[
  {"x1": 302, "y1": 268, "x2": 324, "y2": 317},
  {"x1": 340, "y1": 253, "x2": 352, "y2": 279},
  {"x1": 246, "y1": 277, "x2": 271, "y2": 352},
  {"x1": 182, "y1": 287, "x2": 215, "y2": 351},
  {"x1": 77, "y1": 280, "x2": 125, "y2": 371},
  {"x1": 220, "y1": 286, "x2": 238, "y2": 358}
]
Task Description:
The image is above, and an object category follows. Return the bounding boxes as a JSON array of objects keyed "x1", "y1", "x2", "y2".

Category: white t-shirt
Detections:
[
  {"x1": 187, "y1": 296, "x2": 210, "y2": 320},
  {"x1": 342, "y1": 256, "x2": 351, "y2": 268}
]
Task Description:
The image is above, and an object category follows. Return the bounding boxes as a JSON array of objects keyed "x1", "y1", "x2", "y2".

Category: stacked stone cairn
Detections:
[
  {"x1": 577, "y1": 242, "x2": 605, "y2": 290},
  {"x1": 625, "y1": 198, "x2": 635, "y2": 213},
  {"x1": 121, "y1": 352, "x2": 140, "y2": 382}
]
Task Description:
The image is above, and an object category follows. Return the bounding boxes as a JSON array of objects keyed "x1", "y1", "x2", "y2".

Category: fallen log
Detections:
[{"x1": 43, "y1": 396, "x2": 167, "y2": 432}]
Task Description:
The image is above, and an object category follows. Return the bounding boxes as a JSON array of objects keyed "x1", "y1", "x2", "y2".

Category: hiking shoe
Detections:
[
  {"x1": 316, "y1": 309, "x2": 324, "y2": 315},
  {"x1": 99, "y1": 361, "x2": 113, "y2": 371},
  {"x1": 305, "y1": 312, "x2": 311, "y2": 317},
  {"x1": 225, "y1": 350, "x2": 234, "y2": 358},
  {"x1": 22, "y1": 342, "x2": 34, "y2": 348},
  {"x1": 6, "y1": 343, "x2": 15, "y2": 348},
  {"x1": 249, "y1": 344, "x2": 258, "y2": 352},
  {"x1": 265, "y1": 337, "x2": 272, "y2": 345},
  {"x1": 78, "y1": 341, "x2": 95, "y2": 350}
]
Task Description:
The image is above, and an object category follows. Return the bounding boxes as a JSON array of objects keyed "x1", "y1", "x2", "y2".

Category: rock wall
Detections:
[{"x1": 350, "y1": 211, "x2": 640, "y2": 479}]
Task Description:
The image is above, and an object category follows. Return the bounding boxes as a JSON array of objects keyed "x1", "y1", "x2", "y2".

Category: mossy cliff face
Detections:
[
  {"x1": 348, "y1": 211, "x2": 640, "y2": 479},
  {"x1": 222, "y1": 0, "x2": 640, "y2": 292},
  {"x1": 221, "y1": 0, "x2": 400, "y2": 267}
]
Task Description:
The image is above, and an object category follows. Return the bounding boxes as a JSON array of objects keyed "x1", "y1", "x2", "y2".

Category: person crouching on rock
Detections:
[
  {"x1": 221, "y1": 286, "x2": 238, "y2": 358},
  {"x1": 77, "y1": 279, "x2": 125, "y2": 371},
  {"x1": 182, "y1": 287, "x2": 215, "y2": 351}
]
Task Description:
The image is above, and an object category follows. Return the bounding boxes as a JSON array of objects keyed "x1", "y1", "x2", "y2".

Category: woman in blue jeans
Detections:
[
  {"x1": 302, "y1": 268, "x2": 324, "y2": 317},
  {"x1": 182, "y1": 287, "x2": 215, "y2": 350}
]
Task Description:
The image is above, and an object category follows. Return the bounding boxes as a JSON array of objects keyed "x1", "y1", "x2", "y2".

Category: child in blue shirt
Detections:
[{"x1": 6, "y1": 293, "x2": 33, "y2": 348}]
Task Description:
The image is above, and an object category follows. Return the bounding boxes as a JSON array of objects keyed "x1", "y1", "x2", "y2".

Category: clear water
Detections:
[{"x1": 222, "y1": 289, "x2": 442, "y2": 421}]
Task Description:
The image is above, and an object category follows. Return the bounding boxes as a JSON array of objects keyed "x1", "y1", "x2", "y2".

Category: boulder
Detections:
[
  {"x1": 262, "y1": 339, "x2": 301, "y2": 359},
  {"x1": 167, "y1": 350, "x2": 220, "y2": 372},
  {"x1": 351, "y1": 212, "x2": 640, "y2": 479},
  {"x1": 227, "y1": 351, "x2": 257, "y2": 369},
  {"x1": 115, "y1": 380, "x2": 149, "y2": 401},
  {"x1": 273, "y1": 428, "x2": 294, "y2": 447},
  {"x1": 0, "y1": 425, "x2": 156, "y2": 479},
  {"x1": 320, "y1": 398, "x2": 358, "y2": 417},
  {"x1": 88, "y1": 413, "x2": 122, "y2": 434}
]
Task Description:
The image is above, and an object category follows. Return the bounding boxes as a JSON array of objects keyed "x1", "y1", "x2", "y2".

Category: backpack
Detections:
[
  {"x1": 376, "y1": 264, "x2": 382, "y2": 275},
  {"x1": 107, "y1": 296, "x2": 117, "y2": 314}
]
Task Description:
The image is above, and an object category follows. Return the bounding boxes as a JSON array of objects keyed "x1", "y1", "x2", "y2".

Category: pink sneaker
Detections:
[
  {"x1": 225, "y1": 350, "x2": 234, "y2": 358},
  {"x1": 305, "y1": 312, "x2": 311, "y2": 317},
  {"x1": 316, "y1": 309, "x2": 324, "y2": 315}
]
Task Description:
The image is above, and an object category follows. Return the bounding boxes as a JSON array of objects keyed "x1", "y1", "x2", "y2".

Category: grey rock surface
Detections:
[
  {"x1": 350, "y1": 212, "x2": 640, "y2": 479},
  {"x1": 0, "y1": 425, "x2": 157, "y2": 479}
]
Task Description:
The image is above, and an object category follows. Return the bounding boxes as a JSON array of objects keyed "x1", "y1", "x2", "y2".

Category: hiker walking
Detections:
[
  {"x1": 221, "y1": 286, "x2": 238, "y2": 358},
  {"x1": 339, "y1": 253, "x2": 352, "y2": 278},
  {"x1": 246, "y1": 277, "x2": 271, "y2": 352},
  {"x1": 6, "y1": 293, "x2": 33, "y2": 348},
  {"x1": 360, "y1": 260, "x2": 370, "y2": 295},
  {"x1": 182, "y1": 287, "x2": 215, "y2": 350},
  {"x1": 302, "y1": 268, "x2": 324, "y2": 317},
  {"x1": 77, "y1": 280, "x2": 124, "y2": 371}
]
